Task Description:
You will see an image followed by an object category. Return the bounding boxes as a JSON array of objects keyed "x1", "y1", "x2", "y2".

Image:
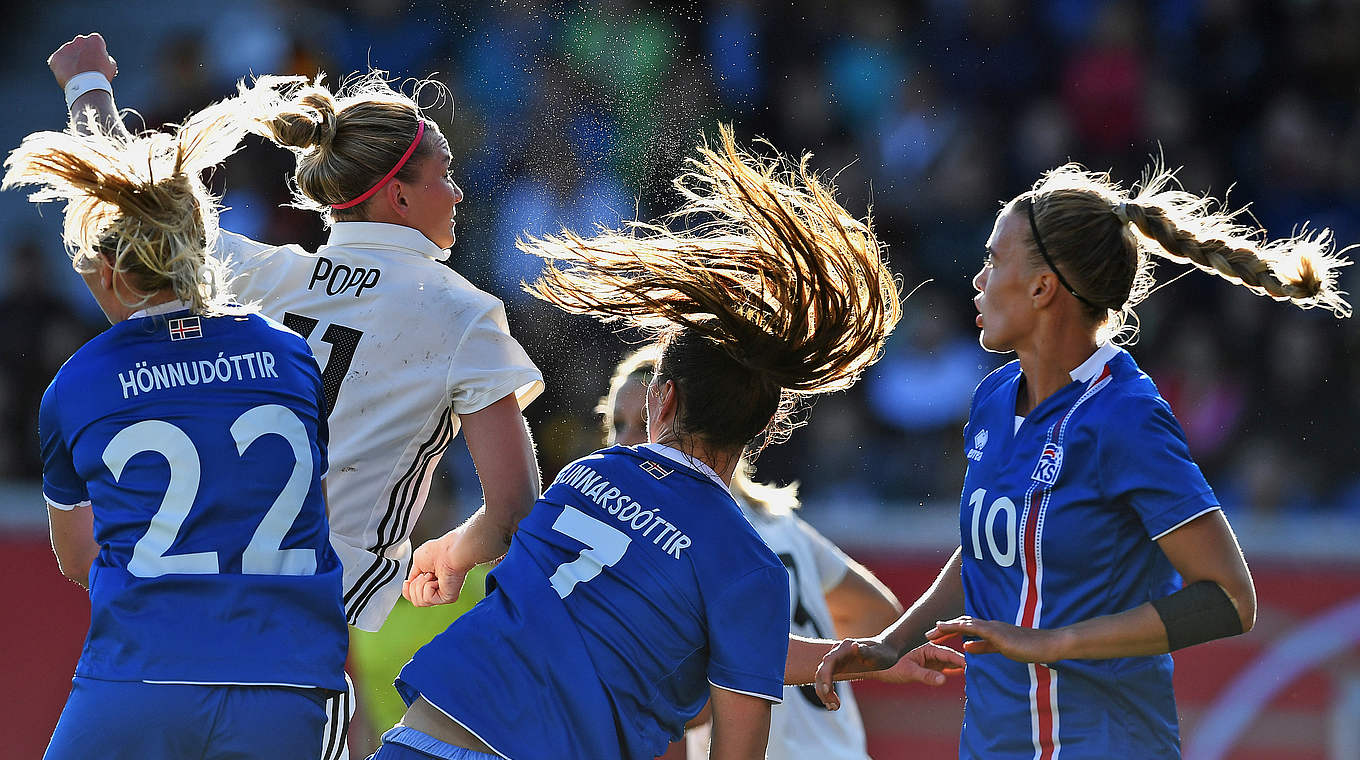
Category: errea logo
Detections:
[{"x1": 967, "y1": 429, "x2": 988, "y2": 462}]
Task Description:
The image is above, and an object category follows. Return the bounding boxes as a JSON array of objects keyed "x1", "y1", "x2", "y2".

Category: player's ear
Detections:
[
  {"x1": 386, "y1": 180, "x2": 408, "y2": 217},
  {"x1": 1031, "y1": 272, "x2": 1058, "y2": 308},
  {"x1": 97, "y1": 253, "x2": 114, "y2": 291},
  {"x1": 646, "y1": 379, "x2": 678, "y2": 440}
]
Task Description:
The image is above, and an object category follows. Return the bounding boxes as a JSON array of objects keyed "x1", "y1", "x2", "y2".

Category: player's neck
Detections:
[
  {"x1": 1015, "y1": 329, "x2": 1099, "y2": 416},
  {"x1": 652, "y1": 434, "x2": 741, "y2": 486},
  {"x1": 107, "y1": 288, "x2": 181, "y2": 323}
]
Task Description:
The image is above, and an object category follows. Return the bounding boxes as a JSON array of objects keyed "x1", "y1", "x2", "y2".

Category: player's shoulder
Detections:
[
  {"x1": 219, "y1": 230, "x2": 314, "y2": 296},
  {"x1": 558, "y1": 444, "x2": 694, "y2": 488},
  {"x1": 365, "y1": 253, "x2": 505, "y2": 327},
  {"x1": 427, "y1": 265, "x2": 505, "y2": 316},
  {"x1": 1077, "y1": 351, "x2": 1178, "y2": 444},
  {"x1": 739, "y1": 499, "x2": 800, "y2": 534},
  {"x1": 972, "y1": 358, "x2": 1021, "y2": 408},
  {"x1": 231, "y1": 310, "x2": 313, "y2": 351},
  {"x1": 217, "y1": 229, "x2": 307, "y2": 270},
  {"x1": 50, "y1": 318, "x2": 137, "y2": 386},
  {"x1": 1094, "y1": 350, "x2": 1170, "y2": 415}
]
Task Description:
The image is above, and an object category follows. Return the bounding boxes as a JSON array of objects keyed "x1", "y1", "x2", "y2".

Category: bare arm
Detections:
[
  {"x1": 706, "y1": 686, "x2": 771, "y2": 760},
  {"x1": 786, "y1": 634, "x2": 961, "y2": 690},
  {"x1": 48, "y1": 33, "x2": 128, "y2": 139},
  {"x1": 928, "y1": 510, "x2": 1254, "y2": 662},
  {"x1": 812, "y1": 547, "x2": 965, "y2": 709},
  {"x1": 404, "y1": 394, "x2": 540, "y2": 606},
  {"x1": 48, "y1": 505, "x2": 98, "y2": 589},
  {"x1": 880, "y1": 546, "x2": 965, "y2": 653},
  {"x1": 825, "y1": 557, "x2": 904, "y2": 638}
]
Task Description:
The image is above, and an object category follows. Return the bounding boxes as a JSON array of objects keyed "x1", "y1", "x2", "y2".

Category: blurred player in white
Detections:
[
  {"x1": 50, "y1": 33, "x2": 543, "y2": 760},
  {"x1": 601, "y1": 346, "x2": 905, "y2": 760}
]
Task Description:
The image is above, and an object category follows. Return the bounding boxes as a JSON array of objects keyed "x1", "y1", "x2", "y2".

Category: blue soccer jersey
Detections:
[
  {"x1": 957, "y1": 343, "x2": 1218, "y2": 759},
  {"x1": 39, "y1": 302, "x2": 347, "y2": 692},
  {"x1": 396, "y1": 443, "x2": 790, "y2": 760}
]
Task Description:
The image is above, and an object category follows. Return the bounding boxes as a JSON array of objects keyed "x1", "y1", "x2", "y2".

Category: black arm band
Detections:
[{"x1": 1150, "y1": 580, "x2": 1244, "y2": 651}]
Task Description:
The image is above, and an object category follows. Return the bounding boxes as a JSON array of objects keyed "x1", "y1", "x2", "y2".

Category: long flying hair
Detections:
[
  {"x1": 1022, "y1": 163, "x2": 1351, "y2": 343},
  {"x1": 525, "y1": 124, "x2": 902, "y2": 451},
  {"x1": 3, "y1": 100, "x2": 251, "y2": 315}
]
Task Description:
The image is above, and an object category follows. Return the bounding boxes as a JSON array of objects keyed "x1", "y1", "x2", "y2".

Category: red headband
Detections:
[{"x1": 330, "y1": 120, "x2": 426, "y2": 210}]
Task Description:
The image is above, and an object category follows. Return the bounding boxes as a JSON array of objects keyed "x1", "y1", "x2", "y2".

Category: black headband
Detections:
[{"x1": 1026, "y1": 197, "x2": 1100, "y2": 310}]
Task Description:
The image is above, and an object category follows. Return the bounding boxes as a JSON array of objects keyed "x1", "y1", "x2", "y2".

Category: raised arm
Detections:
[
  {"x1": 927, "y1": 510, "x2": 1253, "y2": 662},
  {"x1": 403, "y1": 394, "x2": 540, "y2": 606},
  {"x1": 48, "y1": 33, "x2": 127, "y2": 139}
]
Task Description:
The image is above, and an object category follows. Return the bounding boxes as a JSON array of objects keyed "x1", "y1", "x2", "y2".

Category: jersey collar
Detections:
[
  {"x1": 1069, "y1": 342, "x2": 1121, "y2": 383},
  {"x1": 638, "y1": 443, "x2": 733, "y2": 494},
  {"x1": 128, "y1": 299, "x2": 193, "y2": 320},
  {"x1": 325, "y1": 222, "x2": 451, "y2": 262}
]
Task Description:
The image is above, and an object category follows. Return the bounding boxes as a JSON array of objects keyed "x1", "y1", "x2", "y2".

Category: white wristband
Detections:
[{"x1": 64, "y1": 71, "x2": 113, "y2": 111}]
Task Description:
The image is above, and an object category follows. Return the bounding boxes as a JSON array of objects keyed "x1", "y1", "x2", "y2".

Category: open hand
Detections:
[
  {"x1": 928, "y1": 616, "x2": 1064, "y2": 663},
  {"x1": 49, "y1": 33, "x2": 117, "y2": 88},
  {"x1": 874, "y1": 641, "x2": 966, "y2": 687}
]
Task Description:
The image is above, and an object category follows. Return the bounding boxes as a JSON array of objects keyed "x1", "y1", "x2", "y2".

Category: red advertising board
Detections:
[{"x1": 5, "y1": 537, "x2": 1358, "y2": 759}]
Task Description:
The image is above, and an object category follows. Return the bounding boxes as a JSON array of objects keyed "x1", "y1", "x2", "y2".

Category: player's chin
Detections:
[{"x1": 977, "y1": 328, "x2": 1009, "y2": 354}]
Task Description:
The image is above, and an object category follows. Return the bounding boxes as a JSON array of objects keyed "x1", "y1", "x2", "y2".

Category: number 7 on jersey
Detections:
[{"x1": 549, "y1": 506, "x2": 630, "y2": 598}]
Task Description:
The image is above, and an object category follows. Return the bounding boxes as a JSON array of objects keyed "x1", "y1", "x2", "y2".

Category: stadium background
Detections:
[{"x1": 2, "y1": 1, "x2": 1359, "y2": 758}]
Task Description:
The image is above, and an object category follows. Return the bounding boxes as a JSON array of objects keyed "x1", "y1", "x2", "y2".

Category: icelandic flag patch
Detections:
[{"x1": 168, "y1": 316, "x2": 202, "y2": 341}]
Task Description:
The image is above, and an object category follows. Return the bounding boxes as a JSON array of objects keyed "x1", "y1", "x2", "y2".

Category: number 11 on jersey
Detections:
[{"x1": 282, "y1": 312, "x2": 363, "y2": 417}]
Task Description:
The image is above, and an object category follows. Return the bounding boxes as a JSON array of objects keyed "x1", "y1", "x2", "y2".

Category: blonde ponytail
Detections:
[
  {"x1": 3, "y1": 101, "x2": 250, "y2": 315},
  {"x1": 1021, "y1": 163, "x2": 1351, "y2": 344}
]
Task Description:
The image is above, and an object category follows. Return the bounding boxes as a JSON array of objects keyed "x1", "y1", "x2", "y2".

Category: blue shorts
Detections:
[
  {"x1": 44, "y1": 676, "x2": 328, "y2": 760},
  {"x1": 368, "y1": 726, "x2": 502, "y2": 760}
]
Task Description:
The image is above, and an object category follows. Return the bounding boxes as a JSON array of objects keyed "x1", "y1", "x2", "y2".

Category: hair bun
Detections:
[
  {"x1": 295, "y1": 92, "x2": 338, "y2": 149},
  {"x1": 266, "y1": 87, "x2": 338, "y2": 151}
]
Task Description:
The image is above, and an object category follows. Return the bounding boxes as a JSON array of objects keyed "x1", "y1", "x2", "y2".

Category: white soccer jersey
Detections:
[
  {"x1": 220, "y1": 222, "x2": 543, "y2": 631},
  {"x1": 687, "y1": 505, "x2": 870, "y2": 760}
]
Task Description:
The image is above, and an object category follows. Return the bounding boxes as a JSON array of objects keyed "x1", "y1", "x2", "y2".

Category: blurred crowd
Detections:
[{"x1": 4, "y1": 0, "x2": 1360, "y2": 518}]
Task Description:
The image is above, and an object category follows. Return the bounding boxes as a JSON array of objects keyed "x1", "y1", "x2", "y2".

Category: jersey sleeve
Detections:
[
  {"x1": 446, "y1": 303, "x2": 544, "y2": 416},
  {"x1": 795, "y1": 518, "x2": 852, "y2": 592},
  {"x1": 704, "y1": 564, "x2": 790, "y2": 702},
  {"x1": 1099, "y1": 393, "x2": 1219, "y2": 540},
  {"x1": 39, "y1": 378, "x2": 88, "y2": 510}
]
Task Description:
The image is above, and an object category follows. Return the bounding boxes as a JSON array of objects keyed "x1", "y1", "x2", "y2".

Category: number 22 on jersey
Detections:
[{"x1": 103, "y1": 404, "x2": 319, "y2": 578}]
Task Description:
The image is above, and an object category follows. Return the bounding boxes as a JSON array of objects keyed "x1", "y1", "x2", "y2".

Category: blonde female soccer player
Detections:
[
  {"x1": 7, "y1": 81, "x2": 346, "y2": 759},
  {"x1": 50, "y1": 33, "x2": 543, "y2": 760},
  {"x1": 601, "y1": 346, "x2": 904, "y2": 760},
  {"x1": 374, "y1": 127, "x2": 962, "y2": 760},
  {"x1": 816, "y1": 163, "x2": 1351, "y2": 759}
]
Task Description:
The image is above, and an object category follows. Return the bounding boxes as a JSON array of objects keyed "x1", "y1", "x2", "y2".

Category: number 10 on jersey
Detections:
[{"x1": 968, "y1": 487, "x2": 1017, "y2": 567}]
